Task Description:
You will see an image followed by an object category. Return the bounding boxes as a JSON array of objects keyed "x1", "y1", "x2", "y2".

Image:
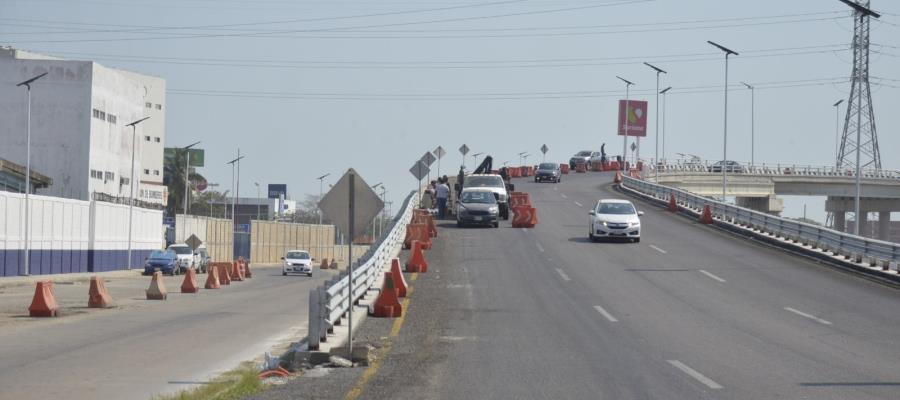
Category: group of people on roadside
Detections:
[{"x1": 422, "y1": 175, "x2": 451, "y2": 219}]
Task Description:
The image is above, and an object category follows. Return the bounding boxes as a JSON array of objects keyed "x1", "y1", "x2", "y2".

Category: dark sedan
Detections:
[
  {"x1": 535, "y1": 163, "x2": 561, "y2": 183},
  {"x1": 143, "y1": 250, "x2": 179, "y2": 275}
]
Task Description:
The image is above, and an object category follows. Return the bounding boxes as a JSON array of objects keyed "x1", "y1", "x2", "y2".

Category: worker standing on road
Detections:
[
  {"x1": 456, "y1": 166, "x2": 465, "y2": 198},
  {"x1": 435, "y1": 179, "x2": 450, "y2": 219}
]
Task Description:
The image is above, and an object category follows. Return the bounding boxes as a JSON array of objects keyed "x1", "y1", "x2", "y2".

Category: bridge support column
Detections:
[
  {"x1": 736, "y1": 195, "x2": 784, "y2": 215},
  {"x1": 834, "y1": 211, "x2": 846, "y2": 233},
  {"x1": 879, "y1": 212, "x2": 891, "y2": 241},
  {"x1": 857, "y1": 212, "x2": 869, "y2": 236}
]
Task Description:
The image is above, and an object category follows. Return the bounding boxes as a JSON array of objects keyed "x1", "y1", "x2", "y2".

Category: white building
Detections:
[{"x1": 0, "y1": 47, "x2": 166, "y2": 205}]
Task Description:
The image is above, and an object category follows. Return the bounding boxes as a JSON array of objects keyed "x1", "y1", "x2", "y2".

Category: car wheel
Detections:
[
  {"x1": 634, "y1": 237, "x2": 641, "y2": 243},
  {"x1": 493, "y1": 222, "x2": 500, "y2": 228},
  {"x1": 457, "y1": 220, "x2": 463, "y2": 228},
  {"x1": 308, "y1": 272, "x2": 313, "y2": 277},
  {"x1": 282, "y1": 271, "x2": 288, "y2": 276},
  {"x1": 588, "y1": 232, "x2": 595, "y2": 242}
]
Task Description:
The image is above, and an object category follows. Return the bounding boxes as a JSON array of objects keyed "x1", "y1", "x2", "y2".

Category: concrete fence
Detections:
[
  {"x1": 0, "y1": 191, "x2": 163, "y2": 276},
  {"x1": 174, "y1": 214, "x2": 233, "y2": 262},
  {"x1": 250, "y1": 220, "x2": 344, "y2": 264}
]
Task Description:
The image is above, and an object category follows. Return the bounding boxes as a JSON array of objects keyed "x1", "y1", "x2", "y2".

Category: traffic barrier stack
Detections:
[
  {"x1": 509, "y1": 192, "x2": 532, "y2": 208},
  {"x1": 205, "y1": 265, "x2": 221, "y2": 289},
  {"x1": 88, "y1": 276, "x2": 113, "y2": 308},
  {"x1": 390, "y1": 258, "x2": 408, "y2": 298},
  {"x1": 700, "y1": 204, "x2": 714, "y2": 224},
  {"x1": 403, "y1": 223, "x2": 431, "y2": 250},
  {"x1": 29, "y1": 281, "x2": 59, "y2": 317},
  {"x1": 560, "y1": 164, "x2": 570, "y2": 174},
  {"x1": 219, "y1": 264, "x2": 232, "y2": 285},
  {"x1": 239, "y1": 256, "x2": 252, "y2": 278},
  {"x1": 614, "y1": 171, "x2": 623, "y2": 184},
  {"x1": 320, "y1": 258, "x2": 331, "y2": 270},
  {"x1": 181, "y1": 268, "x2": 200, "y2": 293},
  {"x1": 406, "y1": 240, "x2": 429, "y2": 273},
  {"x1": 146, "y1": 271, "x2": 167, "y2": 300},
  {"x1": 231, "y1": 261, "x2": 245, "y2": 281},
  {"x1": 668, "y1": 194, "x2": 678, "y2": 212},
  {"x1": 372, "y1": 272, "x2": 402, "y2": 318},
  {"x1": 512, "y1": 206, "x2": 538, "y2": 228},
  {"x1": 575, "y1": 162, "x2": 587, "y2": 173}
]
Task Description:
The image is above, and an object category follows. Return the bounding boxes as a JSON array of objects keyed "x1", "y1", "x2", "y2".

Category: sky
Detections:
[{"x1": 1, "y1": 0, "x2": 898, "y2": 222}]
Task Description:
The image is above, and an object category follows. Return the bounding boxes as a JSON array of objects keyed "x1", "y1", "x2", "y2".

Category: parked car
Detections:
[
  {"x1": 196, "y1": 246, "x2": 210, "y2": 274},
  {"x1": 166, "y1": 244, "x2": 196, "y2": 274},
  {"x1": 569, "y1": 150, "x2": 600, "y2": 169},
  {"x1": 588, "y1": 199, "x2": 643, "y2": 243},
  {"x1": 457, "y1": 188, "x2": 500, "y2": 228},
  {"x1": 143, "y1": 249, "x2": 179, "y2": 275},
  {"x1": 707, "y1": 160, "x2": 746, "y2": 173},
  {"x1": 282, "y1": 250, "x2": 314, "y2": 276},
  {"x1": 463, "y1": 174, "x2": 510, "y2": 220},
  {"x1": 534, "y1": 163, "x2": 561, "y2": 183}
]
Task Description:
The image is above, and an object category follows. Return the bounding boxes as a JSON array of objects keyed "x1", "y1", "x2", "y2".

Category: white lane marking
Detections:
[
  {"x1": 667, "y1": 360, "x2": 723, "y2": 389},
  {"x1": 555, "y1": 268, "x2": 571, "y2": 281},
  {"x1": 574, "y1": 201, "x2": 583, "y2": 207},
  {"x1": 649, "y1": 245, "x2": 667, "y2": 254},
  {"x1": 698, "y1": 269, "x2": 726, "y2": 283},
  {"x1": 561, "y1": 193, "x2": 568, "y2": 199},
  {"x1": 536, "y1": 242, "x2": 545, "y2": 253},
  {"x1": 784, "y1": 307, "x2": 833, "y2": 326},
  {"x1": 521, "y1": 228, "x2": 528, "y2": 233},
  {"x1": 593, "y1": 305, "x2": 619, "y2": 322}
]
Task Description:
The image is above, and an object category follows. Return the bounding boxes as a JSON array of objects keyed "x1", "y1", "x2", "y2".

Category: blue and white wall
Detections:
[{"x1": 0, "y1": 191, "x2": 163, "y2": 276}]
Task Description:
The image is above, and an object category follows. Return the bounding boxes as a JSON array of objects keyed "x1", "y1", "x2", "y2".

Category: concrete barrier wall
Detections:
[
  {"x1": 250, "y1": 221, "x2": 338, "y2": 264},
  {"x1": 174, "y1": 214, "x2": 233, "y2": 262},
  {"x1": 0, "y1": 191, "x2": 163, "y2": 276}
]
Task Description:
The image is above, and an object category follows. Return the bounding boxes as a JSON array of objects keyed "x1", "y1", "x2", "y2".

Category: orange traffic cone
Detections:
[
  {"x1": 146, "y1": 271, "x2": 167, "y2": 300},
  {"x1": 205, "y1": 265, "x2": 221, "y2": 289},
  {"x1": 406, "y1": 240, "x2": 428, "y2": 273},
  {"x1": 29, "y1": 281, "x2": 59, "y2": 317},
  {"x1": 390, "y1": 258, "x2": 408, "y2": 298},
  {"x1": 668, "y1": 194, "x2": 678, "y2": 212},
  {"x1": 614, "y1": 171, "x2": 623, "y2": 184},
  {"x1": 88, "y1": 276, "x2": 113, "y2": 308},
  {"x1": 181, "y1": 268, "x2": 200, "y2": 293},
  {"x1": 372, "y1": 272, "x2": 402, "y2": 318},
  {"x1": 700, "y1": 204, "x2": 714, "y2": 224}
]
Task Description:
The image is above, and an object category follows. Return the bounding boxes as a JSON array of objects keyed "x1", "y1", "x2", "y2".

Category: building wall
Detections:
[
  {"x1": 0, "y1": 49, "x2": 93, "y2": 200},
  {"x1": 250, "y1": 221, "x2": 336, "y2": 264},
  {"x1": 174, "y1": 214, "x2": 234, "y2": 262},
  {"x1": 119, "y1": 69, "x2": 166, "y2": 186}
]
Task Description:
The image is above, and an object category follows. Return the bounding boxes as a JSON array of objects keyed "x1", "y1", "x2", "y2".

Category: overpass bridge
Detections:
[{"x1": 646, "y1": 162, "x2": 900, "y2": 240}]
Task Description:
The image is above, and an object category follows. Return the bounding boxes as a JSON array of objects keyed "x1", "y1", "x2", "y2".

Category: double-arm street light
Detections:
[
  {"x1": 16, "y1": 72, "x2": 48, "y2": 276},
  {"x1": 125, "y1": 116, "x2": 151, "y2": 270},
  {"x1": 660, "y1": 86, "x2": 672, "y2": 164},
  {"x1": 707, "y1": 40, "x2": 739, "y2": 200},
  {"x1": 617, "y1": 76, "x2": 634, "y2": 171}
]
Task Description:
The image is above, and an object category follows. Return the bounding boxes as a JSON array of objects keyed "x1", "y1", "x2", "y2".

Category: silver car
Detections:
[
  {"x1": 457, "y1": 188, "x2": 500, "y2": 228},
  {"x1": 588, "y1": 199, "x2": 643, "y2": 243}
]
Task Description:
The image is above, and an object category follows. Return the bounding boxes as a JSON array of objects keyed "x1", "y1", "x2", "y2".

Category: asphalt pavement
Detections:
[
  {"x1": 326, "y1": 171, "x2": 900, "y2": 400},
  {"x1": 0, "y1": 265, "x2": 335, "y2": 400}
]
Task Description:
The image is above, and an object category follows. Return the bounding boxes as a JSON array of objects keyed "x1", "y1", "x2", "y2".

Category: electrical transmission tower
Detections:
[{"x1": 836, "y1": 0, "x2": 881, "y2": 171}]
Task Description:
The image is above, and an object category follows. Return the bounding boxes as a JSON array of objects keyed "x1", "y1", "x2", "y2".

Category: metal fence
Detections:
[
  {"x1": 621, "y1": 176, "x2": 900, "y2": 266},
  {"x1": 307, "y1": 190, "x2": 418, "y2": 349},
  {"x1": 645, "y1": 160, "x2": 900, "y2": 181}
]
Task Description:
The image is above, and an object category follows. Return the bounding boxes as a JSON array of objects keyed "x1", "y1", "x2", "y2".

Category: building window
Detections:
[
  {"x1": 145, "y1": 102, "x2": 152, "y2": 108},
  {"x1": 144, "y1": 169, "x2": 150, "y2": 174},
  {"x1": 155, "y1": 104, "x2": 162, "y2": 110},
  {"x1": 120, "y1": 177, "x2": 130, "y2": 185},
  {"x1": 153, "y1": 170, "x2": 160, "y2": 176},
  {"x1": 145, "y1": 135, "x2": 151, "y2": 141},
  {"x1": 107, "y1": 114, "x2": 117, "y2": 124},
  {"x1": 98, "y1": 111, "x2": 106, "y2": 120},
  {"x1": 90, "y1": 169, "x2": 102, "y2": 179},
  {"x1": 104, "y1": 171, "x2": 115, "y2": 181},
  {"x1": 154, "y1": 137, "x2": 161, "y2": 143},
  {"x1": 92, "y1": 109, "x2": 100, "y2": 119}
]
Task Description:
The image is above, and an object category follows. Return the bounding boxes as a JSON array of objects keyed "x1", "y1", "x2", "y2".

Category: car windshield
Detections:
[
  {"x1": 576, "y1": 151, "x2": 592, "y2": 156},
  {"x1": 170, "y1": 246, "x2": 192, "y2": 255},
  {"x1": 286, "y1": 251, "x2": 310, "y2": 259},
  {"x1": 539, "y1": 163, "x2": 557, "y2": 170},
  {"x1": 149, "y1": 250, "x2": 169, "y2": 259},
  {"x1": 597, "y1": 202, "x2": 636, "y2": 215},
  {"x1": 464, "y1": 176, "x2": 503, "y2": 188},
  {"x1": 460, "y1": 191, "x2": 497, "y2": 204}
]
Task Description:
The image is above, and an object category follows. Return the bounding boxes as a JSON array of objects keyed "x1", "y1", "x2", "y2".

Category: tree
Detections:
[
  {"x1": 190, "y1": 189, "x2": 230, "y2": 218},
  {"x1": 163, "y1": 148, "x2": 205, "y2": 216}
]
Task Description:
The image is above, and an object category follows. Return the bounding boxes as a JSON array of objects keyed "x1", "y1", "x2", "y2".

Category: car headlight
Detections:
[
  {"x1": 498, "y1": 193, "x2": 507, "y2": 202},
  {"x1": 630, "y1": 222, "x2": 640, "y2": 226},
  {"x1": 488, "y1": 206, "x2": 499, "y2": 213},
  {"x1": 599, "y1": 221, "x2": 608, "y2": 227}
]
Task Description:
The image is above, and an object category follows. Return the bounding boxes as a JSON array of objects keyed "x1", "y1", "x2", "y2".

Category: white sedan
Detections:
[
  {"x1": 282, "y1": 250, "x2": 314, "y2": 276},
  {"x1": 588, "y1": 199, "x2": 643, "y2": 243}
]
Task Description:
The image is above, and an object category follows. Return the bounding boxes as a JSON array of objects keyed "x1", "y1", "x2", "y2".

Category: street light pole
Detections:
[
  {"x1": 660, "y1": 87, "x2": 672, "y2": 166},
  {"x1": 254, "y1": 182, "x2": 261, "y2": 220},
  {"x1": 226, "y1": 153, "x2": 245, "y2": 228},
  {"x1": 371, "y1": 183, "x2": 383, "y2": 239},
  {"x1": 473, "y1": 153, "x2": 484, "y2": 168},
  {"x1": 125, "y1": 116, "x2": 150, "y2": 271},
  {"x1": 708, "y1": 40, "x2": 739, "y2": 201},
  {"x1": 182, "y1": 141, "x2": 201, "y2": 218},
  {"x1": 617, "y1": 76, "x2": 634, "y2": 171},
  {"x1": 833, "y1": 99, "x2": 844, "y2": 164},
  {"x1": 16, "y1": 72, "x2": 47, "y2": 276},
  {"x1": 316, "y1": 173, "x2": 330, "y2": 225},
  {"x1": 741, "y1": 82, "x2": 755, "y2": 166},
  {"x1": 644, "y1": 62, "x2": 667, "y2": 181}
]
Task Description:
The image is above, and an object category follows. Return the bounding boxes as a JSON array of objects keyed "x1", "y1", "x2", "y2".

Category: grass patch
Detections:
[{"x1": 152, "y1": 363, "x2": 267, "y2": 400}]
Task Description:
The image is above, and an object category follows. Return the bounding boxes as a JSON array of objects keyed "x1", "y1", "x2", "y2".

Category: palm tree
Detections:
[{"x1": 163, "y1": 148, "x2": 205, "y2": 216}]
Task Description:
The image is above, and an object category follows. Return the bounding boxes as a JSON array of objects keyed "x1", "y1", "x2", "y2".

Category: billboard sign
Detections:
[
  {"x1": 617, "y1": 100, "x2": 648, "y2": 137},
  {"x1": 164, "y1": 148, "x2": 205, "y2": 167},
  {"x1": 267, "y1": 184, "x2": 287, "y2": 199}
]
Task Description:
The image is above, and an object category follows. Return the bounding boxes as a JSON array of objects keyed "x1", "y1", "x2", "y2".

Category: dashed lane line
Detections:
[
  {"x1": 784, "y1": 307, "x2": 833, "y2": 326},
  {"x1": 574, "y1": 201, "x2": 583, "y2": 207},
  {"x1": 555, "y1": 268, "x2": 571, "y2": 281},
  {"x1": 593, "y1": 305, "x2": 619, "y2": 322},
  {"x1": 667, "y1": 360, "x2": 723, "y2": 389},
  {"x1": 649, "y1": 245, "x2": 667, "y2": 254},
  {"x1": 536, "y1": 242, "x2": 545, "y2": 253},
  {"x1": 698, "y1": 269, "x2": 726, "y2": 283}
]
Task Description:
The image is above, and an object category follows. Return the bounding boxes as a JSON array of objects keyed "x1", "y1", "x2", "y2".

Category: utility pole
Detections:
[
  {"x1": 15, "y1": 72, "x2": 47, "y2": 276},
  {"x1": 226, "y1": 153, "x2": 245, "y2": 229},
  {"x1": 254, "y1": 182, "x2": 261, "y2": 220},
  {"x1": 708, "y1": 40, "x2": 739, "y2": 201},
  {"x1": 833, "y1": 99, "x2": 844, "y2": 161},
  {"x1": 660, "y1": 87, "x2": 672, "y2": 166},
  {"x1": 182, "y1": 141, "x2": 201, "y2": 218},
  {"x1": 617, "y1": 76, "x2": 634, "y2": 171},
  {"x1": 644, "y1": 62, "x2": 667, "y2": 181},
  {"x1": 125, "y1": 117, "x2": 150, "y2": 270},
  {"x1": 741, "y1": 82, "x2": 755, "y2": 166},
  {"x1": 317, "y1": 173, "x2": 330, "y2": 225}
]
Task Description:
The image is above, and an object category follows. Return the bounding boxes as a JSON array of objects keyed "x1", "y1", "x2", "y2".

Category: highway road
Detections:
[
  {"x1": 350, "y1": 171, "x2": 900, "y2": 400},
  {"x1": 0, "y1": 266, "x2": 331, "y2": 400}
]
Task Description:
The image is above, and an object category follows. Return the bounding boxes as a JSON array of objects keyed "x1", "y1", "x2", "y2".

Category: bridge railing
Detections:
[
  {"x1": 307, "y1": 190, "x2": 418, "y2": 350},
  {"x1": 621, "y1": 176, "x2": 900, "y2": 266},
  {"x1": 645, "y1": 160, "x2": 900, "y2": 181}
]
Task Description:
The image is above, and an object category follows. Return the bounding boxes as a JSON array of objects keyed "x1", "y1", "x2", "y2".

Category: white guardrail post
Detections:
[
  {"x1": 620, "y1": 176, "x2": 900, "y2": 269},
  {"x1": 307, "y1": 190, "x2": 419, "y2": 349}
]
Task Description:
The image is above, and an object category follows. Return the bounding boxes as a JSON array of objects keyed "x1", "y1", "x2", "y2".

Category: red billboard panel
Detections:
[{"x1": 617, "y1": 100, "x2": 648, "y2": 137}]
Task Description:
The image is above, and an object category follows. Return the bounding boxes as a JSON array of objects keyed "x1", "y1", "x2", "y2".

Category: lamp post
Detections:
[
  {"x1": 254, "y1": 182, "x2": 261, "y2": 221},
  {"x1": 617, "y1": 76, "x2": 634, "y2": 171},
  {"x1": 518, "y1": 151, "x2": 527, "y2": 166},
  {"x1": 644, "y1": 62, "x2": 667, "y2": 181},
  {"x1": 16, "y1": 72, "x2": 47, "y2": 276},
  {"x1": 379, "y1": 186, "x2": 387, "y2": 237},
  {"x1": 707, "y1": 40, "x2": 739, "y2": 201},
  {"x1": 226, "y1": 152, "x2": 244, "y2": 228},
  {"x1": 660, "y1": 87, "x2": 672, "y2": 166},
  {"x1": 741, "y1": 82, "x2": 755, "y2": 166},
  {"x1": 833, "y1": 99, "x2": 844, "y2": 163},
  {"x1": 182, "y1": 141, "x2": 201, "y2": 217},
  {"x1": 125, "y1": 116, "x2": 150, "y2": 270},
  {"x1": 316, "y1": 173, "x2": 330, "y2": 225},
  {"x1": 472, "y1": 152, "x2": 484, "y2": 168},
  {"x1": 371, "y1": 183, "x2": 383, "y2": 239}
]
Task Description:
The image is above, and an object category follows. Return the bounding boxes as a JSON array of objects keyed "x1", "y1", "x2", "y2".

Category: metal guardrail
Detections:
[
  {"x1": 307, "y1": 190, "x2": 418, "y2": 350},
  {"x1": 644, "y1": 160, "x2": 900, "y2": 181},
  {"x1": 621, "y1": 176, "x2": 900, "y2": 266}
]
